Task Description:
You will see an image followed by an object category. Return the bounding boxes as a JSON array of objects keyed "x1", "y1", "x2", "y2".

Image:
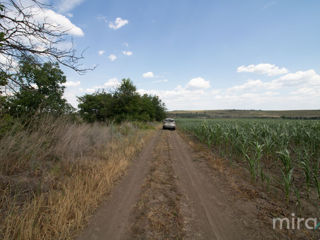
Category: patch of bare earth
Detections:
[
  {"x1": 178, "y1": 130, "x2": 320, "y2": 240},
  {"x1": 129, "y1": 130, "x2": 184, "y2": 240}
]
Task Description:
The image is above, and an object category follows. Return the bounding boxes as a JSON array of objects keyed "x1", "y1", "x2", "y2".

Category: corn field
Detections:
[{"x1": 177, "y1": 118, "x2": 320, "y2": 201}]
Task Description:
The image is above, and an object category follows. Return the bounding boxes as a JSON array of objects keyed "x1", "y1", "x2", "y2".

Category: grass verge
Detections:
[{"x1": 0, "y1": 116, "x2": 155, "y2": 240}]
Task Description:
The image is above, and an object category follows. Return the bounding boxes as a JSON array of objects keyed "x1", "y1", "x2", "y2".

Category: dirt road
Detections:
[{"x1": 76, "y1": 130, "x2": 275, "y2": 240}]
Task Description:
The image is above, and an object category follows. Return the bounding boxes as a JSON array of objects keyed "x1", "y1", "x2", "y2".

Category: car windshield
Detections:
[{"x1": 165, "y1": 119, "x2": 175, "y2": 123}]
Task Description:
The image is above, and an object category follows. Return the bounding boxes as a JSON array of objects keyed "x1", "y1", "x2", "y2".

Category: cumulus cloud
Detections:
[
  {"x1": 186, "y1": 77, "x2": 210, "y2": 89},
  {"x1": 227, "y1": 79, "x2": 279, "y2": 93},
  {"x1": 63, "y1": 63, "x2": 320, "y2": 110},
  {"x1": 63, "y1": 81, "x2": 80, "y2": 87},
  {"x1": 142, "y1": 72, "x2": 154, "y2": 78},
  {"x1": 104, "y1": 78, "x2": 120, "y2": 88},
  {"x1": 108, "y1": 17, "x2": 128, "y2": 30},
  {"x1": 137, "y1": 66, "x2": 320, "y2": 110},
  {"x1": 122, "y1": 51, "x2": 133, "y2": 56},
  {"x1": 98, "y1": 50, "x2": 105, "y2": 56},
  {"x1": 228, "y1": 69, "x2": 320, "y2": 94},
  {"x1": 32, "y1": 8, "x2": 84, "y2": 36},
  {"x1": 237, "y1": 63, "x2": 288, "y2": 76},
  {"x1": 108, "y1": 54, "x2": 117, "y2": 62},
  {"x1": 1, "y1": 0, "x2": 84, "y2": 64},
  {"x1": 56, "y1": 0, "x2": 85, "y2": 13},
  {"x1": 277, "y1": 69, "x2": 320, "y2": 87}
]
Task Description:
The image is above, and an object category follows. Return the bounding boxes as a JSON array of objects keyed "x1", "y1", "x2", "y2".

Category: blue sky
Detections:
[{"x1": 46, "y1": 0, "x2": 320, "y2": 110}]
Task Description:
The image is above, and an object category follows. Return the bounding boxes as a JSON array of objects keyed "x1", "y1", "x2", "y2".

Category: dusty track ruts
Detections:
[
  {"x1": 128, "y1": 130, "x2": 184, "y2": 239},
  {"x1": 168, "y1": 131, "x2": 248, "y2": 240},
  {"x1": 77, "y1": 130, "x2": 270, "y2": 240},
  {"x1": 76, "y1": 131, "x2": 160, "y2": 240}
]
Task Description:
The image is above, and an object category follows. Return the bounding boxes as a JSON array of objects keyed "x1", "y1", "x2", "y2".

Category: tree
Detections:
[
  {"x1": 77, "y1": 79, "x2": 167, "y2": 123},
  {"x1": 78, "y1": 92, "x2": 114, "y2": 123},
  {"x1": 0, "y1": 1, "x2": 90, "y2": 93},
  {"x1": 112, "y1": 79, "x2": 141, "y2": 122},
  {"x1": 6, "y1": 55, "x2": 73, "y2": 117},
  {"x1": 151, "y1": 95, "x2": 166, "y2": 121}
]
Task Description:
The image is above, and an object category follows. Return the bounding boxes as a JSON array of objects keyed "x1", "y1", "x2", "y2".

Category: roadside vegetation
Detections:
[
  {"x1": 0, "y1": 1, "x2": 165, "y2": 239},
  {"x1": 0, "y1": 54, "x2": 165, "y2": 239},
  {"x1": 0, "y1": 117, "x2": 155, "y2": 240},
  {"x1": 177, "y1": 119, "x2": 320, "y2": 204}
]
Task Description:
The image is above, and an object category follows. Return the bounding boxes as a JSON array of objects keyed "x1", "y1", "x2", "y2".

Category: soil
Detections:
[{"x1": 76, "y1": 130, "x2": 319, "y2": 240}]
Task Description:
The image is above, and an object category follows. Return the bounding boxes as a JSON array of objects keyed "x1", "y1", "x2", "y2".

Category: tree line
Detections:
[
  {"x1": 0, "y1": 1, "x2": 166, "y2": 125},
  {"x1": 78, "y1": 79, "x2": 166, "y2": 123},
  {"x1": 0, "y1": 55, "x2": 166, "y2": 125}
]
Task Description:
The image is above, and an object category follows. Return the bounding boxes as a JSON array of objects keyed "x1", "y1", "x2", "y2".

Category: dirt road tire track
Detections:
[
  {"x1": 129, "y1": 130, "x2": 184, "y2": 239},
  {"x1": 169, "y1": 131, "x2": 247, "y2": 240},
  {"x1": 77, "y1": 129, "x2": 261, "y2": 240},
  {"x1": 76, "y1": 131, "x2": 160, "y2": 240}
]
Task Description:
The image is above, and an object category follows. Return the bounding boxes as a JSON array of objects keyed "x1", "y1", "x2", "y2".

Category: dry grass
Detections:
[{"x1": 0, "y1": 116, "x2": 154, "y2": 240}]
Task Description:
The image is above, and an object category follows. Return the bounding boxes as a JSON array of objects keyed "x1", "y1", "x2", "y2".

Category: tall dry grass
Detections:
[{"x1": 0, "y1": 116, "x2": 153, "y2": 240}]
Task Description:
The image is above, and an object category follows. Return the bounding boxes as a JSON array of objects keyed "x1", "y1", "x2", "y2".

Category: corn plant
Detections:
[
  {"x1": 312, "y1": 158, "x2": 320, "y2": 199},
  {"x1": 299, "y1": 149, "x2": 312, "y2": 195},
  {"x1": 277, "y1": 149, "x2": 294, "y2": 202},
  {"x1": 176, "y1": 118, "x2": 320, "y2": 201}
]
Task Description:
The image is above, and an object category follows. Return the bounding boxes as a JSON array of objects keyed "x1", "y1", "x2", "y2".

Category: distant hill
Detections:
[{"x1": 167, "y1": 110, "x2": 320, "y2": 119}]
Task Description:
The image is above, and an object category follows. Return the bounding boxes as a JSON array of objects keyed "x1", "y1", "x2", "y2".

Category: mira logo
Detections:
[{"x1": 273, "y1": 213, "x2": 320, "y2": 230}]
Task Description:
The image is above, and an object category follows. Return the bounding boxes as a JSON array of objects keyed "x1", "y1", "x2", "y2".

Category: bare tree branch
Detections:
[{"x1": 0, "y1": 0, "x2": 93, "y2": 92}]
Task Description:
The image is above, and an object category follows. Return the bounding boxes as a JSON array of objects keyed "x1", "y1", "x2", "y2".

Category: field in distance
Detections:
[{"x1": 168, "y1": 109, "x2": 320, "y2": 119}]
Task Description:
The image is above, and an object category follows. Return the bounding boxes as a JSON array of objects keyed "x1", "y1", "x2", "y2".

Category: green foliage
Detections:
[
  {"x1": 4, "y1": 56, "x2": 74, "y2": 118},
  {"x1": 0, "y1": 71, "x2": 9, "y2": 86},
  {"x1": 277, "y1": 149, "x2": 294, "y2": 201},
  {"x1": 177, "y1": 118, "x2": 320, "y2": 202},
  {"x1": 78, "y1": 79, "x2": 166, "y2": 123},
  {"x1": 78, "y1": 91, "x2": 114, "y2": 123},
  {"x1": 0, "y1": 114, "x2": 23, "y2": 138}
]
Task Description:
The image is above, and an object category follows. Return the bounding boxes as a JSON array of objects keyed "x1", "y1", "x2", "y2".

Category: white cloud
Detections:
[
  {"x1": 63, "y1": 81, "x2": 80, "y2": 87},
  {"x1": 98, "y1": 50, "x2": 105, "y2": 56},
  {"x1": 123, "y1": 42, "x2": 129, "y2": 47},
  {"x1": 227, "y1": 79, "x2": 279, "y2": 93},
  {"x1": 108, "y1": 17, "x2": 128, "y2": 30},
  {"x1": 153, "y1": 79, "x2": 168, "y2": 83},
  {"x1": 104, "y1": 78, "x2": 120, "y2": 88},
  {"x1": 228, "y1": 69, "x2": 320, "y2": 93},
  {"x1": 85, "y1": 88, "x2": 95, "y2": 94},
  {"x1": 122, "y1": 51, "x2": 133, "y2": 56},
  {"x1": 186, "y1": 77, "x2": 210, "y2": 89},
  {"x1": 57, "y1": 0, "x2": 85, "y2": 13},
  {"x1": 2, "y1": 1, "x2": 84, "y2": 66},
  {"x1": 0, "y1": 53, "x2": 18, "y2": 71},
  {"x1": 277, "y1": 69, "x2": 320, "y2": 87},
  {"x1": 32, "y1": 8, "x2": 84, "y2": 36},
  {"x1": 142, "y1": 72, "x2": 154, "y2": 78},
  {"x1": 66, "y1": 13, "x2": 73, "y2": 18},
  {"x1": 63, "y1": 63, "x2": 320, "y2": 110},
  {"x1": 237, "y1": 63, "x2": 288, "y2": 76},
  {"x1": 108, "y1": 54, "x2": 117, "y2": 62},
  {"x1": 138, "y1": 66, "x2": 320, "y2": 110}
]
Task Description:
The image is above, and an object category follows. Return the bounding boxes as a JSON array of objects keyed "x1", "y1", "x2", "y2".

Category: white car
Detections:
[{"x1": 163, "y1": 118, "x2": 176, "y2": 130}]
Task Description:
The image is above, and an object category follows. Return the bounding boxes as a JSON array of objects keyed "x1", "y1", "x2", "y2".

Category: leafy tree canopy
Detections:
[
  {"x1": 78, "y1": 79, "x2": 166, "y2": 123},
  {"x1": 4, "y1": 55, "x2": 74, "y2": 118}
]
